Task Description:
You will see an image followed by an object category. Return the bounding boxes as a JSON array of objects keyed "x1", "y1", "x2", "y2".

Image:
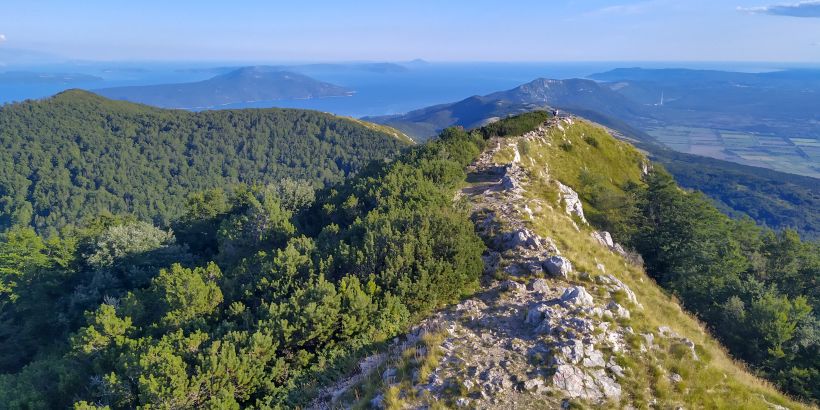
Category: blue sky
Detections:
[{"x1": 1, "y1": 0, "x2": 819, "y2": 62}]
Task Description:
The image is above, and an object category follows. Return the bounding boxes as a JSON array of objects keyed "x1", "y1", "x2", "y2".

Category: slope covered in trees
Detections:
[
  {"x1": 0, "y1": 112, "x2": 815, "y2": 407},
  {"x1": 0, "y1": 119, "x2": 488, "y2": 408},
  {"x1": 0, "y1": 90, "x2": 410, "y2": 235}
]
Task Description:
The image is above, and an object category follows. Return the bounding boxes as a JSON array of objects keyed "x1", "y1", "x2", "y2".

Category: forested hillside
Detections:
[
  {"x1": 0, "y1": 119, "x2": 487, "y2": 409},
  {"x1": 0, "y1": 90, "x2": 409, "y2": 235},
  {"x1": 0, "y1": 112, "x2": 815, "y2": 408},
  {"x1": 653, "y1": 149, "x2": 820, "y2": 240}
]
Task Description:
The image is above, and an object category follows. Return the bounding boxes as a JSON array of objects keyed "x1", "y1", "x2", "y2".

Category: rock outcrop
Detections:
[{"x1": 557, "y1": 181, "x2": 587, "y2": 224}]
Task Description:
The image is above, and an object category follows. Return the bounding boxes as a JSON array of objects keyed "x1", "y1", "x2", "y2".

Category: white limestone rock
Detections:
[
  {"x1": 557, "y1": 181, "x2": 587, "y2": 224},
  {"x1": 560, "y1": 286, "x2": 594, "y2": 307},
  {"x1": 531, "y1": 278, "x2": 550, "y2": 294},
  {"x1": 544, "y1": 255, "x2": 573, "y2": 278}
]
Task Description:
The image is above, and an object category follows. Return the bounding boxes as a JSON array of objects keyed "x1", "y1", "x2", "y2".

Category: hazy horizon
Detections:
[{"x1": 2, "y1": 0, "x2": 820, "y2": 63}]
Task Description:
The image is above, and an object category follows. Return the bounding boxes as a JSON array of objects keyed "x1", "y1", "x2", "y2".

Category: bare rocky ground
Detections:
[{"x1": 313, "y1": 120, "x2": 698, "y2": 409}]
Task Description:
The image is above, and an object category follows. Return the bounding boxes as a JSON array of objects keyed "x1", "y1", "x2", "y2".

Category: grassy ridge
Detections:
[{"x1": 493, "y1": 118, "x2": 811, "y2": 408}]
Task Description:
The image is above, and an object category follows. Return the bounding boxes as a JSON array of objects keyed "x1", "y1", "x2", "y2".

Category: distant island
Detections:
[
  {"x1": 94, "y1": 66, "x2": 353, "y2": 109},
  {"x1": 0, "y1": 71, "x2": 103, "y2": 85}
]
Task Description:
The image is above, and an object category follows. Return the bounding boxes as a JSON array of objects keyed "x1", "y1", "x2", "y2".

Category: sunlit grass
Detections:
[{"x1": 493, "y1": 119, "x2": 811, "y2": 409}]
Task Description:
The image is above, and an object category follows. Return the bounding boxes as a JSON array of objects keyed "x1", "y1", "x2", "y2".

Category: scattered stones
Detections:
[
  {"x1": 670, "y1": 373, "x2": 683, "y2": 383},
  {"x1": 560, "y1": 286, "x2": 594, "y2": 307},
  {"x1": 544, "y1": 255, "x2": 573, "y2": 278}
]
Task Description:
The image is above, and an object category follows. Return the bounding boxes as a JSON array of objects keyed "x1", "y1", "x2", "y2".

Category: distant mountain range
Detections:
[
  {"x1": 590, "y1": 68, "x2": 820, "y2": 130},
  {"x1": 369, "y1": 68, "x2": 820, "y2": 178},
  {"x1": 94, "y1": 66, "x2": 353, "y2": 109},
  {"x1": 367, "y1": 78, "x2": 652, "y2": 140},
  {"x1": 366, "y1": 71, "x2": 820, "y2": 239}
]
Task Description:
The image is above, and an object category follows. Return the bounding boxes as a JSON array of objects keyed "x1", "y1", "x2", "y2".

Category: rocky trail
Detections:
[{"x1": 314, "y1": 119, "x2": 701, "y2": 409}]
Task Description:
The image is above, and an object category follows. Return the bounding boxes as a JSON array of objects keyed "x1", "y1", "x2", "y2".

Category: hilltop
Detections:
[
  {"x1": 95, "y1": 66, "x2": 353, "y2": 109},
  {"x1": 0, "y1": 90, "x2": 410, "y2": 234}
]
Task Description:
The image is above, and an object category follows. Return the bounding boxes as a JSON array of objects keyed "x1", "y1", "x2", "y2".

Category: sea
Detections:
[{"x1": 1, "y1": 61, "x2": 816, "y2": 118}]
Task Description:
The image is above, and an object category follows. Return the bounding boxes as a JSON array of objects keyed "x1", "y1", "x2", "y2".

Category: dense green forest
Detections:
[
  {"x1": 576, "y1": 162, "x2": 819, "y2": 402},
  {"x1": 0, "y1": 109, "x2": 816, "y2": 406},
  {"x1": 0, "y1": 90, "x2": 409, "y2": 235},
  {"x1": 654, "y1": 149, "x2": 820, "y2": 241},
  {"x1": 0, "y1": 118, "x2": 492, "y2": 408},
  {"x1": 625, "y1": 169, "x2": 819, "y2": 401}
]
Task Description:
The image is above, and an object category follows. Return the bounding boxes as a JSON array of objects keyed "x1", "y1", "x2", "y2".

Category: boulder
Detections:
[
  {"x1": 500, "y1": 280, "x2": 526, "y2": 294},
  {"x1": 591, "y1": 231, "x2": 615, "y2": 248},
  {"x1": 526, "y1": 303, "x2": 557, "y2": 334},
  {"x1": 370, "y1": 394, "x2": 385, "y2": 409},
  {"x1": 523, "y1": 260, "x2": 544, "y2": 275},
  {"x1": 482, "y1": 251, "x2": 501, "y2": 275},
  {"x1": 456, "y1": 299, "x2": 487, "y2": 321},
  {"x1": 607, "y1": 301, "x2": 631, "y2": 319},
  {"x1": 582, "y1": 348, "x2": 606, "y2": 368},
  {"x1": 552, "y1": 364, "x2": 621, "y2": 401},
  {"x1": 560, "y1": 286, "x2": 594, "y2": 307},
  {"x1": 557, "y1": 181, "x2": 588, "y2": 224},
  {"x1": 544, "y1": 255, "x2": 573, "y2": 278},
  {"x1": 598, "y1": 274, "x2": 639, "y2": 306},
  {"x1": 523, "y1": 378, "x2": 544, "y2": 391},
  {"x1": 658, "y1": 326, "x2": 679, "y2": 338},
  {"x1": 501, "y1": 174, "x2": 521, "y2": 191},
  {"x1": 501, "y1": 228, "x2": 544, "y2": 251},
  {"x1": 607, "y1": 357, "x2": 625, "y2": 379},
  {"x1": 531, "y1": 278, "x2": 550, "y2": 293},
  {"x1": 381, "y1": 368, "x2": 397, "y2": 382}
]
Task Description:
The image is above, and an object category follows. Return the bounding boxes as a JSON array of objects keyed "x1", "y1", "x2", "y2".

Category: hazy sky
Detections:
[{"x1": 1, "y1": 0, "x2": 819, "y2": 62}]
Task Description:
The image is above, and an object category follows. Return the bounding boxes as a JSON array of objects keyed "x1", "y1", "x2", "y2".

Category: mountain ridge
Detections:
[{"x1": 94, "y1": 66, "x2": 353, "y2": 109}]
